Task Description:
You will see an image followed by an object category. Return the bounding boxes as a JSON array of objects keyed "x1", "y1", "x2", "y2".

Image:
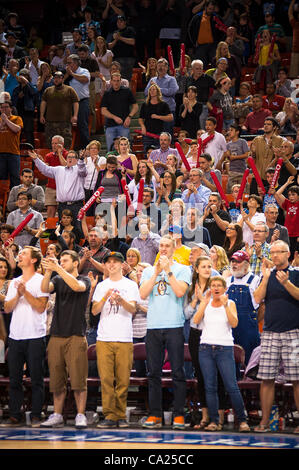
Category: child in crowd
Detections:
[{"x1": 272, "y1": 176, "x2": 299, "y2": 259}]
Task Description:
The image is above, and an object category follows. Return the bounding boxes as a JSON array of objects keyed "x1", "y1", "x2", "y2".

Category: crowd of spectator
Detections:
[{"x1": 0, "y1": 0, "x2": 299, "y2": 435}]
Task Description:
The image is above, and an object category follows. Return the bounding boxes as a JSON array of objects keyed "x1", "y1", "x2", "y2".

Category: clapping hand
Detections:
[
  {"x1": 42, "y1": 256, "x2": 59, "y2": 272},
  {"x1": 88, "y1": 271, "x2": 98, "y2": 290},
  {"x1": 261, "y1": 259, "x2": 271, "y2": 279},
  {"x1": 159, "y1": 255, "x2": 170, "y2": 273},
  {"x1": 276, "y1": 270, "x2": 289, "y2": 286},
  {"x1": 16, "y1": 280, "x2": 26, "y2": 297}
]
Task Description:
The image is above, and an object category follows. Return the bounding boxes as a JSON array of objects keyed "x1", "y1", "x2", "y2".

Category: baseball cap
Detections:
[
  {"x1": 53, "y1": 71, "x2": 64, "y2": 77},
  {"x1": 5, "y1": 31, "x2": 17, "y2": 38},
  {"x1": 72, "y1": 28, "x2": 82, "y2": 35},
  {"x1": 189, "y1": 242, "x2": 210, "y2": 256},
  {"x1": 168, "y1": 225, "x2": 183, "y2": 235},
  {"x1": 117, "y1": 15, "x2": 126, "y2": 21},
  {"x1": 103, "y1": 251, "x2": 125, "y2": 263},
  {"x1": 231, "y1": 250, "x2": 249, "y2": 262}
]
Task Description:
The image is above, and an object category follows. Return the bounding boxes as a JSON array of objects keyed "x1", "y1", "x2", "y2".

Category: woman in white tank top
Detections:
[{"x1": 193, "y1": 276, "x2": 250, "y2": 432}]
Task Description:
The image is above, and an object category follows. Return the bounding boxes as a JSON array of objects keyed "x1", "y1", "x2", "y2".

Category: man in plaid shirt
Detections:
[{"x1": 248, "y1": 222, "x2": 272, "y2": 277}]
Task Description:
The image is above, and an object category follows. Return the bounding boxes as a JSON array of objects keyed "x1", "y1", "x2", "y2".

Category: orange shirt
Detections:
[
  {"x1": 0, "y1": 115, "x2": 23, "y2": 155},
  {"x1": 197, "y1": 13, "x2": 213, "y2": 45}
]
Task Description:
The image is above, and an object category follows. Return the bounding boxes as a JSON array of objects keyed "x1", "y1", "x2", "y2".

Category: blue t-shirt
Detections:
[
  {"x1": 141, "y1": 262, "x2": 191, "y2": 329},
  {"x1": 263, "y1": 266, "x2": 299, "y2": 333}
]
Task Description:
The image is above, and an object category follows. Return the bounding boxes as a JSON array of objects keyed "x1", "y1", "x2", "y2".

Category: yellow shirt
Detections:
[
  {"x1": 197, "y1": 13, "x2": 213, "y2": 45},
  {"x1": 259, "y1": 43, "x2": 278, "y2": 66},
  {"x1": 154, "y1": 245, "x2": 191, "y2": 266}
]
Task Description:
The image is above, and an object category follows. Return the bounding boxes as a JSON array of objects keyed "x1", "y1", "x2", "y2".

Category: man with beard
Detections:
[
  {"x1": 226, "y1": 250, "x2": 261, "y2": 365},
  {"x1": 249, "y1": 117, "x2": 284, "y2": 194},
  {"x1": 188, "y1": 0, "x2": 226, "y2": 68},
  {"x1": 40, "y1": 71, "x2": 79, "y2": 148}
]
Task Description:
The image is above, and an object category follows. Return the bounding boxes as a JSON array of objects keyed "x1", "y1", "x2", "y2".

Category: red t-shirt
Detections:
[
  {"x1": 244, "y1": 108, "x2": 272, "y2": 134},
  {"x1": 44, "y1": 149, "x2": 68, "y2": 189},
  {"x1": 282, "y1": 199, "x2": 299, "y2": 237},
  {"x1": 262, "y1": 94, "x2": 286, "y2": 113}
]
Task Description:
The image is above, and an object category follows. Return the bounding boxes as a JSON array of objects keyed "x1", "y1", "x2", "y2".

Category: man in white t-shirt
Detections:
[
  {"x1": 1, "y1": 246, "x2": 48, "y2": 428},
  {"x1": 200, "y1": 117, "x2": 227, "y2": 168},
  {"x1": 92, "y1": 251, "x2": 140, "y2": 429}
]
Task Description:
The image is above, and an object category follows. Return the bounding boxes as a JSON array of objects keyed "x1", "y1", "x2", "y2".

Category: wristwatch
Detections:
[{"x1": 167, "y1": 271, "x2": 173, "y2": 278}]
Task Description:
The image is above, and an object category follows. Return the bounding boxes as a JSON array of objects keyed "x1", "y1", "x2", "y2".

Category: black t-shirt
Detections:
[
  {"x1": 185, "y1": 74, "x2": 215, "y2": 103},
  {"x1": 50, "y1": 274, "x2": 91, "y2": 337},
  {"x1": 139, "y1": 101, "x2": 171, "y2": 134},
  {"x1": 112, "y1": 26, "x2": 136, "y2": 57},
  {"x1": 101, "y1": 86, "x2": 136, "y2": 127},
  {"x1": 80, "y1": 57, "x2": 99, "y2": 82},
  {"x1": 264, "y1": 266, "x2": 299, "y2": 333},
  {"x1": 278, "y1": 156, "x2": 298, "y2": 191},
  {"x1": 203, "y1": 210, "x2": 231, "y2": 246}
]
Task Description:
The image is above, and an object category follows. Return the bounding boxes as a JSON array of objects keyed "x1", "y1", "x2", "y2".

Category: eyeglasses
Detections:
[
  {"x1": 269, "y1": 250, "x2": 289, "y2": 255},
  {"x1": 253, "y1": 230, "x2": 266, "y2": 233}
]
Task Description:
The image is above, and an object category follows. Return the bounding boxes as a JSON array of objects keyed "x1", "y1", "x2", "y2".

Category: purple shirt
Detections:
[{"x1": 150, "y1": 147, "x2": 181, "y2": 176}]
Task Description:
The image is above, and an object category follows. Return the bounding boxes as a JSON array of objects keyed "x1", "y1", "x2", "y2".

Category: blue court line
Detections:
[{"x1": 0, "y1": 428, "x2": 299, "y2": 449}]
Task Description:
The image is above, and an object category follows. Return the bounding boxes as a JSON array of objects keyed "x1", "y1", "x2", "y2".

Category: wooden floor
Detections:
[{"x1": 0, "y1": 426, "x2": 298, "y2": 450}]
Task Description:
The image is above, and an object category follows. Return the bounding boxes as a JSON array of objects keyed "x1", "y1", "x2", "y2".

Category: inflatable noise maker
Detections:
[
  {"x1": 120, "y1": 178, "x2": 135, "y2": 215},
  {"x1": 167, "y1": 45, "x2": 175, "y2": 75},
  {"x1": 77, "y1": 186, "x2": 105, "y2": 220},
  {"x1": 134, "y1": 129, "x2": 160, "y2": 140},
  {"x1": 4, "y1": 213, "x2": 34, "y2": 247},
  {"x1": 137, "y1": 177, "x2": 144, "y2": 212},
  {"x1": 269, "y1": 158, "x2": 283, "y2": 194},
  {"x1": 210, "y1": 171, "x2": 230, "y2": 208},
  {"x1": 247, "y1": 157, "x2": 266, "y2": 195},
  {"x1": 180, "y1": 43, "x2": 185, "y2": 75},
  {"x1": 175, "y1": 142, "x2": 191, "y2": 172},
  {"x1": 236, "y1": 168, "x2": 250, "y2": 208}
]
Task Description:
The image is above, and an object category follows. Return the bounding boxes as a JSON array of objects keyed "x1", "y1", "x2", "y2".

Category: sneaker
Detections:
[
  {"x1": 173, "y1": 416, "x2": 185, "y2": 430},
  {"x1": 97, "y1": 419, "x2": 117, "y2": 428},
  {"x1": 0, "y1": 417, "x2": 23, "y2": 427},
  {"x1": 142, "y1": 416, "x2": 162, "y2": 429},
  {"x1": 118, "y1": 419, "x2": 129, "y2": 428},
  {"x1": 31, "y1": 417, "x2": 42, "y2": 428},
  {"x1": 75, "y1": 413, "x2": 87, "y2": 429},
  {"x1": 41, "y1": 413, "x2": 64, "y2": 428}
]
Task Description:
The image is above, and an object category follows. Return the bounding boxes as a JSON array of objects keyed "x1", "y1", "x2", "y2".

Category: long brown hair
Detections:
[{"x1": 187, "y1": 256, "x2": 211, "y2": 303}]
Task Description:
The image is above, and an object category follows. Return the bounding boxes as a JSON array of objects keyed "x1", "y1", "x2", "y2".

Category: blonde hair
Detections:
[
  {"x1": 170, "y1": 198, "x2": 185, "y2": 215},
  {"x1": 146, "y1": 82, "x2": 163, "y2": 104},
  {"x1": 126, "y1": 248, "x2": 141, "y2": 265},
  {"x1": 86, "y1": 139, "x2": 101, "y2": 151},
  {"x1": 213, "y1": 245, "x2": 230, "y2": 271},
  {"x1": 216, "y1": 41, "x2": 231, "y2": 61}
]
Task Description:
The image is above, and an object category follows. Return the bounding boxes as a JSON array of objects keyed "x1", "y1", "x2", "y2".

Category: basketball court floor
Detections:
[{"x1": 0, "y1": 425, "x2": 298, "y2": 450}]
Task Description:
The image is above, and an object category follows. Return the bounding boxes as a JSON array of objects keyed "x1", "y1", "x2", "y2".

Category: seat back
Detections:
[
  {"x1": 87, "y1": 343, "x2": 97, "y2": 361},
  {"x1": 133, "y1": 342, "x2": 146, "y2": 361},
  {"x1": 234, "y1": 344, "x2": 246, "y2": 368}
]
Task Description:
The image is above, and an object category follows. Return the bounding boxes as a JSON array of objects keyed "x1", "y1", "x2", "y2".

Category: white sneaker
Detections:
[
  {"x1": 41, "y1": 413, "x2": 64, "y2": 428},
  {"x1": 75, "y1": 413, "x2": 87, "y2": 429}
]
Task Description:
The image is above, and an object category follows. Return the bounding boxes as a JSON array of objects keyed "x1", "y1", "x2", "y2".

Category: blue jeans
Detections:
[
  {"x1": 199, "y1": 104, "x2": 209, "y2": 130},
  {"x1": 146, "y1": 328, "x2": 186, "y2": 417},
  {"x1": 8, "y1": 337, "x2": 46, "y2": 420},
  {"x1": 0, "y1": 153, "x2": 20, "y2": 188},
  {"x1": 105, "y1": 125, "x2": 130, "y2": 153},
  {"x1": 198, "y1": 344, "x2": 247, "y2": 424},
  {"x1": 77, "y1": 98, "x2": 90, "y2": 148}
]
